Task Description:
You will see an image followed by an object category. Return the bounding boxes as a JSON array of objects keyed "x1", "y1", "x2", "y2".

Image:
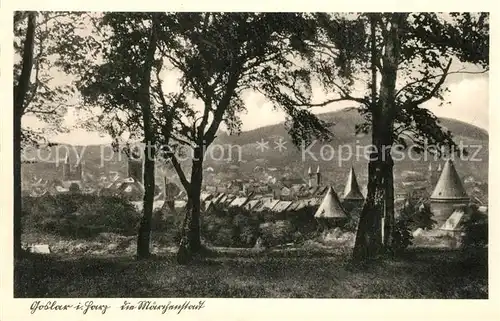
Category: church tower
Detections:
[
  {"x1": 308, "y1": 166, "x2": 313, "y2": 188},
  {"x1": 316, "y1": 165, "x2": 322, "y2": 187}
]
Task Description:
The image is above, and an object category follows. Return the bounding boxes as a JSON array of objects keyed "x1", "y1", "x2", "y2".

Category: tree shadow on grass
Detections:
[{"x1": 14, "y1": 247, "x2": 488, "y2": 299}]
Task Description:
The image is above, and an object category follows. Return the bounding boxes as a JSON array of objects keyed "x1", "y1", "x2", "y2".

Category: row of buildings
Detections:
[
  {"x1": 198, "y1": 159, "x2": 483, "y2": 231},
  {"x1": 22, "y1": 152, "x2": 486, "y2": 232}
]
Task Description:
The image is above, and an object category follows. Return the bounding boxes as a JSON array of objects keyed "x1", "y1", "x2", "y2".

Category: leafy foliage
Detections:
[
  {"x1": 74, "y1": 13, "x2": 334, "y2": 160},
  {"x1": 300, "y1": 13, "x2": 489, "y2": 155},
  {"x1": 391, "y1": 218, "x2": 413, "y2": 254},
  {"x1": 14, "y1": 11, "x2": 92, "y2": 147},
  {"x1": 200, "y1": 205, "x2": 262, "y2": 248},
  {"x1": 410, "y1": 203, "x2": 437, "y2": 231}
]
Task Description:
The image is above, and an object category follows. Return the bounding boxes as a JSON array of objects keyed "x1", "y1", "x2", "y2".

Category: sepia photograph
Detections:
[{"x1": 12, "y1": 11, "x2": 489, "y2": 301}]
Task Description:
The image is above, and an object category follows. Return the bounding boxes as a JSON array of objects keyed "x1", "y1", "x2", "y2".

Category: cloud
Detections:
[
  {"x1": 424, "y1": 75, "x2": 488, "y2": 131},
  {"x1": 50, "y1": 129, "x2": 112, "y2": 146}
]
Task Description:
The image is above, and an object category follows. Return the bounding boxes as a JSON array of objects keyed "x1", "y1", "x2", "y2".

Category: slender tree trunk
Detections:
[
  {"x1": 13, "y1": 12, "x2": 36, "y2": 259},
  {"x1": 188, "y1": 156, "x2": 203, "y2": 252},
  {"x1": 14, "y1": 12, "x2": 36, "y2": 110},
  {"x1": 176, "y1": 145, "x2": 205, "y2": 264},
  {"x1": 353, "y1": 13, "x2": 403, "y2": 262},
  {"x1": 161, "y1": 177, "x2": 176, "y2": 214},
  {"x1": 177, "y1": 198, "x2": 192, "y2": 264},
  {"x1": 13, "y1": 114, "x2": 23, "y2": 259},
  {"x1": 136, "y1": 145, "x2": 156, "y2": 258},
  {"x1": 384, "y1": 156, "x2": 395, "y2": 249},
  {"x1": 136, "y1": 14, "x2": 158, "y2": 260}
]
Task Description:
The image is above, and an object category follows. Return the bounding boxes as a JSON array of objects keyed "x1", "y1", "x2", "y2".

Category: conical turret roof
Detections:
[
  {"x1": 430, "y1": 159, "x2": 469, "y2": 201},
  {"x1": 343, "y1": 166, "x2": 364, "y2": 200},
  {"x1": 314, "y1": 186, "x2": 348, "y2": 219}
]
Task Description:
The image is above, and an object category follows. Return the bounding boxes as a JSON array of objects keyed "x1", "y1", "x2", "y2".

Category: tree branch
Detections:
[
  {"x1": 296, "y1": 96, "x2": 367, "y2": 107},
  {"x1": 203, "y1": 58, "x2": 243, "y2": 145},
  {"x1": 157, "y1": 45, "x2": 207, "y2": 101},
  {"x1": 168, "y1": 153, "x2": 190, "y2": 192},
  {"x1": 407, "y1": 59, "x2": 453, "y2": 106},
  {"x1": 23, "y1": 28, "x2": 46, "y2": 110},
  {"x1": 396, "y1": 61, "x2": 488, "y2": 99},
  {"x1": 170, "y1": 135, "x2": 193, "y2": 147}
]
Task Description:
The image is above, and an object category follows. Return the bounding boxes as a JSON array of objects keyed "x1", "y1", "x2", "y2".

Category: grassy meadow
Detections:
[{"x1": 15, "y1": 247, "x2": 487, "y2": 298}]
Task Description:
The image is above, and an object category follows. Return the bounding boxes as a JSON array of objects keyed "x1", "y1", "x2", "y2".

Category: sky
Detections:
[{"x1": 24, "y1": 70, "x2": 487, "y2": 146}]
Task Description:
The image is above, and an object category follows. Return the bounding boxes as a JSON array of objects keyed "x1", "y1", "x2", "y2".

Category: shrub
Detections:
[
  {"x1": 150, "y1": 207, "x2": 187, "y2": 245},
  {"x1": 410, "y1": 203, "x2": 436, "y2": 230},
  {"x1": 200, "y1": 207, "x2": 261, "y2": 248},
  {"x1": 259, "y1": 220, "x2": 295, "y2": 247},
  {"x1": 232, "y1": 213, "x2": 260, "y2": 247},
  {"x1": 392, "y1": 195, "x2": 417, "y2": 254},
  {"x1": 391, "y1": 218, "x2": 413, "y2": 254},
  {"x1": 462, "y1": 205, "x2": 488, "y2": 248},
  {"x1": 398, "y1": 195, "x2": 436, "y2": 231},
  {"x1": 343, "y1": 216, "x2": 359, "y2": 233},
  {"x1": 22, "y1": 195, "x2": 140, "y2": 239},
  {"x1": 286, "y1": 208, "x2": 318, "y2": 234},
  {"x1": 69, "y1": 183, "x2": 80, "y2": 193}
]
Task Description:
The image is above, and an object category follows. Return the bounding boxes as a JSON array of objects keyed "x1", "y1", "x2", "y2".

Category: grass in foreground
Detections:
[{"x1": 15, "y1": 247, "x2": 487, "y2": 299}]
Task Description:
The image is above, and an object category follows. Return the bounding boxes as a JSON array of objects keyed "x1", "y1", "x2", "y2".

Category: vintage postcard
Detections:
[{"x1": 1, "y1": 2, "x2": 499, "y2": 321}]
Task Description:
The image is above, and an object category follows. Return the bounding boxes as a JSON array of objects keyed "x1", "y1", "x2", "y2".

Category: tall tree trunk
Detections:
[
  {"x1": 136, "y1": 14, "x2": 158, "y2": 260},
  {"x1": 353, "y1": 13, "x2": 403, "y2": 262},
  {"x1": 378, "y1": 13, "x2": 405, "y2": 251},
  {"x1": 353, "y1": 109, "x2": 395, "y2": 262},
  {"x1": 13, "y1": 12, "x2": 36, "y2": 259}
]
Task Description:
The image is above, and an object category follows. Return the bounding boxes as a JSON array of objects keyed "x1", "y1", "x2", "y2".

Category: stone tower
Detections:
[
  {"x1": 430, "y1": 159, "x2": 469, "y2": 227},
  {"x1": 314, "y1": 186, "x2": 348, "y2": 230}
]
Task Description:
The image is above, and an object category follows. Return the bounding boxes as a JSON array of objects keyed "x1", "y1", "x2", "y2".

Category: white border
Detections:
[{"x1": 1, "y1": 2, "x2": 499, "y2": 321}]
